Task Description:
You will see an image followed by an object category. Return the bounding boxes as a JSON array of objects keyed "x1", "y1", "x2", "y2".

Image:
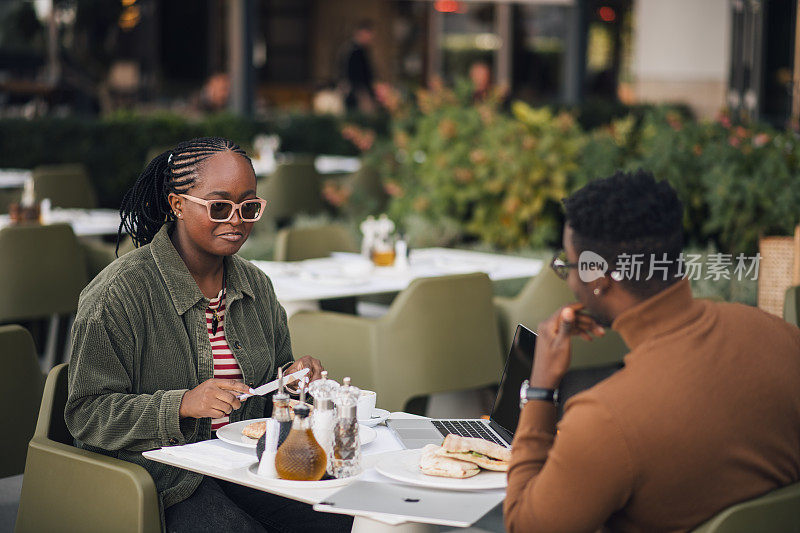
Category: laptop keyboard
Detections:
[{"x1": 432, "y1": 420, "x2": 507, "y2": 446}]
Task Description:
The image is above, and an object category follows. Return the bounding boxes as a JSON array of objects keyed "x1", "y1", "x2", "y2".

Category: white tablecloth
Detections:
[
  {"x1": 0, "y1": 169, "x2": 31, "y2": 189},
  {"x1": 0, "y1": 208, "x2": 121, "y2": 237},
  {"x1": 252, "y1": 249, "x2": 542, "y2": 304},
  {"x1": 252, "y1": 155, "x2": 361, "y2": 177}
]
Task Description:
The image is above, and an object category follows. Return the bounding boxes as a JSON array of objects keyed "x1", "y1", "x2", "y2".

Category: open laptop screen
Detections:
[{"x1": 489, "y1": 324, "x2": 537, "y2": 436}]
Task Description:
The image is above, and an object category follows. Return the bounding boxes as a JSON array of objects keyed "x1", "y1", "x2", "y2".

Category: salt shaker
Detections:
[
  {"x1": 308, "y1": 371, "x2": 339, "y2": 475},
  {"x1": 331, "y1": 377, "x2": 362, "y2": 478},
  {"x1": 360, "y1": 216, "x2": 376, "y2": 258},
  {"x1": 395, "y1": 234, "x2": 409, "y2": 270}
]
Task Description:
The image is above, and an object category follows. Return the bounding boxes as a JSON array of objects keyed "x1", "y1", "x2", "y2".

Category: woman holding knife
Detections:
[{"x1": 65, "y1": 137, "x2": 349, "y2": 532}]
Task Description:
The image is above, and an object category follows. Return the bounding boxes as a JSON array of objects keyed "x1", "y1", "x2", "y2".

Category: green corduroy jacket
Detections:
[{"x1": 65, "y1": 224, "x2": 293, "y2": 510}]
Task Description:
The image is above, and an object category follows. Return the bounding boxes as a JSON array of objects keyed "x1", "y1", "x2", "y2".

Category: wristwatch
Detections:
[{"x1": 519, "y1": 380, "x2": 558, "y2": 409}]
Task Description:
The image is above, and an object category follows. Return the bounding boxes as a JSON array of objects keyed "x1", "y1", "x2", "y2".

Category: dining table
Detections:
[
  {"x1": 251, "y1": 248, "x2": 542, "y2": 317},
  {"x1": 0, "y1": 208, "x2": 122, "y2": 237},
  {"x1": 251, "y1": 155, "x2": 361, "y2": 177},
  {"x1": 143, "y1": 412, "x2": 505, "y2": 532},
  {"x1": 0, "y1": 169, "x2": 31, "y2": 189}
]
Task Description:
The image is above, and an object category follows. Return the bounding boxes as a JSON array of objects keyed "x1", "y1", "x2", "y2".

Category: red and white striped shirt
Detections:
[{"x1": 206, "y1": 289, "x2": 243, "y2": 432}]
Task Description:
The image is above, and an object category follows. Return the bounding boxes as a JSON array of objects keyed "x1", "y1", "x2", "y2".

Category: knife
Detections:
[{"x1": 237, "y1": 367, "x2": 310, "y2": 400}]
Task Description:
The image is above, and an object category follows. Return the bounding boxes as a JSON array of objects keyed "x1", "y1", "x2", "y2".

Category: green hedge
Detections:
[
  {"x1": 340, "y1": 82, "x2": 800, "y2": 255},
  {"x1": 0, "y1": 111, "x2": 388, "y2": 208}
]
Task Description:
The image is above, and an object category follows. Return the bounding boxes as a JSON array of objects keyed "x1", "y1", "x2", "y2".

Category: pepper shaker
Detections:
[
  {"x1": 331, "y1": 377, "x2": 362, "y2": 478},
  {"x1": 308, "y1": 371, "x2": 339, "y2": 476}
]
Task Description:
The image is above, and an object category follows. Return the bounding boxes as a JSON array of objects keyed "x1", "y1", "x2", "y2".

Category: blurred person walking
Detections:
[
  {"x1": 469, "y1": 61, "x2": 493, "y2": 102},
  {"x1": 340, "y1": 20, "x2": 377, "y2": 113}
]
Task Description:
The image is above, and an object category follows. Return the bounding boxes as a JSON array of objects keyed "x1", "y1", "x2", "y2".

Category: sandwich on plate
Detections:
[
  {"x1": 419, "y1": 444, "x2": 480, "y2": 479},
  {"x1": 436, "y1": 434, "x2": 511, "y2": 472}
]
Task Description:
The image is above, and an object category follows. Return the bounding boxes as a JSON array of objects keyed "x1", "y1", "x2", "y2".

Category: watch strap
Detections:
[
  {"x1": 520, "y1": 379, "x2": 558, "y2": 408},
  {"x1": 527, "y1": 387, "x2": 557, "y2": 402}
]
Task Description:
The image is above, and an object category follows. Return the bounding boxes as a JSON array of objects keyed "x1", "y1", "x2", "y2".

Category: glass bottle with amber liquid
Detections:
[{"x1": 274, "y1": 402, "x2": 327, "y2": 481}]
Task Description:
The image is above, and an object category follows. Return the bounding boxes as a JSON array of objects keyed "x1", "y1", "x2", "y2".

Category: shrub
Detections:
[{"x1": 0, "y1": 111, "x2": 386, "y2": 208}]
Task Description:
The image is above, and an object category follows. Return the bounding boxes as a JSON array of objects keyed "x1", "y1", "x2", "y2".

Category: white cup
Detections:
[{"x1": 357, "y1": 390, "x2": 377, "y2": 420}]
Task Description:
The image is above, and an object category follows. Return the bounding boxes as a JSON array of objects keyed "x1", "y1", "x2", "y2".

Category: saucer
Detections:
[{"x1": 358, "y1": 408, "x2": 390, "y2": 427}]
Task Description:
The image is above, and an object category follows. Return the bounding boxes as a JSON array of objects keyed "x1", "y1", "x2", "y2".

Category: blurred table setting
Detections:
[
  {"x1": 0, "y1": 208, "x2": 121, "y2": 237},
  {"x1": 253, "y1": 248, "x2": 541, "y2": 304},
  {"x1": 0, "y1": 169, "x2": 31, "y2": 189}
]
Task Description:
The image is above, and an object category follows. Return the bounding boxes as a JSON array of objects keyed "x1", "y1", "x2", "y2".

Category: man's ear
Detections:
[{"x1": 592, "y1": 275, "x2": 612, "y2": 294}]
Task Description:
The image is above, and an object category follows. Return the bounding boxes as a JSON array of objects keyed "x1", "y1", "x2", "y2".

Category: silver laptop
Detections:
[{"x1": 387, "y1": 324, "x2": 536, "y2": 449}]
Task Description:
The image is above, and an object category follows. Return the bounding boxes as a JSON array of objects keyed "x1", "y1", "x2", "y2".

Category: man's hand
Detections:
[
  {"x1": 530, "y1": 304, "x2": 605, "y2": 389},
  {"x1": 179, "y1": 379, "x2": 251, "y2": 419}
]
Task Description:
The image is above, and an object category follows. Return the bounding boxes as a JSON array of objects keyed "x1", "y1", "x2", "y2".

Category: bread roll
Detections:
[{"x1": 242, "y1": 420, "x2": 266, "y2": 439}]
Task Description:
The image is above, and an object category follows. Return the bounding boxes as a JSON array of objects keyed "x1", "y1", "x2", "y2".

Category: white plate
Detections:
[
  {"x1": 218, "y1": 419, "x2": 377, "y2": 449},
  {"x1": 246, "y1": 462, "x2": 361, "y2": 489},
  {"x1": 358, "y1": 408, "x2": 390, "y2": 427},
  {"x1": 375, "y1": 449, "x2": 507, "y2": 491}
]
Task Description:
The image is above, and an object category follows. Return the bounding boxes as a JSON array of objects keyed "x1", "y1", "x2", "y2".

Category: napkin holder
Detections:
[{"x1": 257, "y1": 418, "x2": 280, "y2": 478}]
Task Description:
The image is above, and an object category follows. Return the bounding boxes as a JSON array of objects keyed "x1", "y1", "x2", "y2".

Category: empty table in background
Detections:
[
  {"x1": 0, "y1": 169, "x2": 31, "y2": 189},
  {"x1": 0, "y1": 209, "x2": 121, "y2": 237}
]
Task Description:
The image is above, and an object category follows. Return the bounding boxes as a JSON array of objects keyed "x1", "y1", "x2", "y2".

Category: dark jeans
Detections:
[{"x1": 165, "y1": 477, "x2": 353, "y2": 533}]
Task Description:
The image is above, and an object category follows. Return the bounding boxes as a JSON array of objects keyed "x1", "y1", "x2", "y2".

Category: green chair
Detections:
[
  {"x1": 0, "y1": 224, "x2": 88, "y2": 369},
  {"x1": 289, "y1": 272, "x2": 504, "y2": 412},
  {"x1": 15, "y1": 363, "x2": 161, "y2": 533},
  {"x1": 784, "y1": 285, "x2": 799, "y2": 328},
  {"x1": 274, "y1": 224, "x2": 358, "y2": 262},
  {"x1": 258, "y1": 158, "x2": 325, "y2": 224},
  {"x1": 341, "y1": 167, "x2": 388, "y2": 214},
  {"x1": 690, "y1": 482, "x2": 800, "y2": 533},
  {"x1": 0, "y1": 325, "x2": 44, "y2": 477},
  {"x1": 31, "y1": 164, "x2": 98, "y2": 209},
  {"x1": 495, "y1": 266, "x2": 628, "y2": 370},
  {"x1": 78, "y1": 239, "x2": 120, "y2": 280}
]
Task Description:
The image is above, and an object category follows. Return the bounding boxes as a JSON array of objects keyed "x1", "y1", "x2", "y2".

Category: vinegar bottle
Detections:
[
  {"x1": 274, "y1": 402, "x2": 327, "y2": 481},
  {"x1": 272, "y1": 367, "x2": 293, "y2": 448}
]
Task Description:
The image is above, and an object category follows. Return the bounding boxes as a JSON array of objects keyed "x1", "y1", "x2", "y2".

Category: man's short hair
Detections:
[{"x1": 563, "y1": 169, "x2": 684, "y2": 298}]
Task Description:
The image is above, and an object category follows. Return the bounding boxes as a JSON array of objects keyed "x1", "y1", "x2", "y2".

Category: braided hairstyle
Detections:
[{"x1": 117, "y1": 137, "x2": 250, "y2": 254}]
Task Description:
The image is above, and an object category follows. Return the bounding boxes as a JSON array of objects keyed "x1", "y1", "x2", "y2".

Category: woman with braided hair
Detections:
[{"x1": 65, "y1": 137, "x2": 350, "y2": 532}]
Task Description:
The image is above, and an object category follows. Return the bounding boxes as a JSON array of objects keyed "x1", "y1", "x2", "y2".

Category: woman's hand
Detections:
[
  {"x1": 285, "y1": 355, "x2": 325, "y2": 383},
  {"x1": 530, "y1": 304, "x2": 605, "y2": 390},
  {"x1": 179, "y1": 378, "x2": 252, "y2": 419}
]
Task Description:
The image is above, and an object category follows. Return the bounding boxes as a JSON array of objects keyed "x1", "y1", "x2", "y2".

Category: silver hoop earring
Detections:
[{"x1": 593, "y1": 288, "x2": 601, "y2": 296}]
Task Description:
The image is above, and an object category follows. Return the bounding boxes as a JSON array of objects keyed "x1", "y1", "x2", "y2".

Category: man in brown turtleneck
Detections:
[{"x1": 504, "y1": 170, "x2": 800, "y2": 532}]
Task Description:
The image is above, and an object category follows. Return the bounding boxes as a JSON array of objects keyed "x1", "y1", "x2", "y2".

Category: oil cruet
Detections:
[{"x1": 274, "y1": 384, "x2": 327, "y2": 481}]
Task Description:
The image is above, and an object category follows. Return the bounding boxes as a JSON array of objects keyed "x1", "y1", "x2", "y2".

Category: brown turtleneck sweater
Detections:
[{"x1": 504, "y1": 280, "x2": 800, "y2": 532}]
